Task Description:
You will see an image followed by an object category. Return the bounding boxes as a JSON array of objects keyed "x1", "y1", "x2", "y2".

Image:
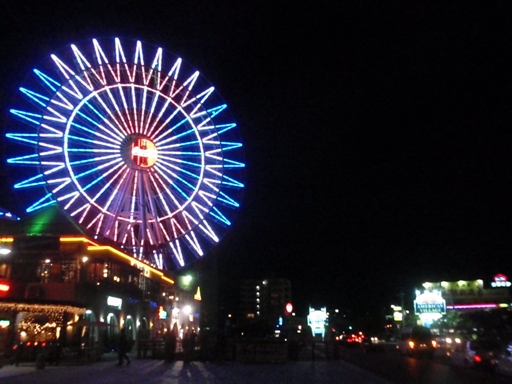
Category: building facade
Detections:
[{"x1": 0, "y1": 206, "x2": 201, "y2": 360}]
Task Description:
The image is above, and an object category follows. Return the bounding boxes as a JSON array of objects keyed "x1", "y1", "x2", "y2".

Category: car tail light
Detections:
[{"x1": 474, "y1": 355, "x2": 482, "y2": 363}]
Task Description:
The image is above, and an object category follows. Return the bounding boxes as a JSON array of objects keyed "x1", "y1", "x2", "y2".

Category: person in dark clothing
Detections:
[
  {"x1": 12, "y1": 342, "x2": 23, "y2": 366},
  {"x1": 117, "y1": 328, "x2": 131, "y2": 366},
  {"x1": 164, "y1": 329, "x2": 177, "y2": 362}
]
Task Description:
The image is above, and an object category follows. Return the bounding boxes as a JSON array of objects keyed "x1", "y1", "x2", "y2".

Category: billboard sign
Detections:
[{"x1": 414, "y1": 290, "x2": 446, "y2": 315}]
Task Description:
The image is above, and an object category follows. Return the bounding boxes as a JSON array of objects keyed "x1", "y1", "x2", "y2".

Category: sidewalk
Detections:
[
  {"x1": 0, "y1": 355, "x2": 392, "y2": 384},
  {"x1": 0, "y1": 351, "x2": 122, "y2": 380}
]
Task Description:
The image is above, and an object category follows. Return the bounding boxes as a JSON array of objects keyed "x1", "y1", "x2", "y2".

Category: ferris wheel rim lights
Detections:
[{"x1": 6, "y1": 37, "x2": 245, "y2": 270}]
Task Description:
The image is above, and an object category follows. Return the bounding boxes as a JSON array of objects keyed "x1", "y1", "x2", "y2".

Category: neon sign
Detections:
[
  {"x1": 158, "y1": 306, "x2": 168, "y2": 320},
  {"x1": 491, "y1": 274, "x2": 511, "y2": 288}
]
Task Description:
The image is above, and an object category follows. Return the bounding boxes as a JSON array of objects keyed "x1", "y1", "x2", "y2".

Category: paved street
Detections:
[{"x1": 0, "y1": 353, "x2": 391, "y2": 384}]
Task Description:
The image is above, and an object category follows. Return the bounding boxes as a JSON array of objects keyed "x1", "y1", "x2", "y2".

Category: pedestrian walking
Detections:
[{"x1": 117, "y1": 328, "x2": 131, "y2": 366}]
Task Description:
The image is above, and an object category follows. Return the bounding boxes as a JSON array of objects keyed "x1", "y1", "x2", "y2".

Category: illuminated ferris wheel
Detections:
[{"x1": 6, "y1": 37, "x2": 245, "y2": 270}]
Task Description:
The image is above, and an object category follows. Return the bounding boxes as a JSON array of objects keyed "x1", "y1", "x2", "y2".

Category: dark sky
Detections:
[{"x1": 2, "y1": 1, "x2": 512, "y2": 319}]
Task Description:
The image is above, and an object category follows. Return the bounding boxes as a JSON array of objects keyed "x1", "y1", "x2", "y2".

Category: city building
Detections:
[
  {"x1": 0, "y1": 205, "x2": 201, "y2": 359},
  {"x1": 421, "y1": 276, "x2": 510, "y2": 311},
  {"x1": 240, "y1": 278, "x2": 291, "y2": 324},
  {"x1": 408, "y1": 275, "x2": 512, "y2": 330}
]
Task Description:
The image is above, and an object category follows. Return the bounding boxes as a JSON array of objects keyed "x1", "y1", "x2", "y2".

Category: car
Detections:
[
  {"x1": 339, "y1": 331, "x2": 365, "y2": 348},
  {"x1": 448, "y1": 338, "x2": 501, "y2": 370},
  {"x1": 362, "y1": 336, "x2": 385, "y2": 353},
  {"x1": 493, "y1": 343, "x2": 512, "y2": 376},
  {"x1": 396, "y1": 326, "x2": 436, "y2": 358}
]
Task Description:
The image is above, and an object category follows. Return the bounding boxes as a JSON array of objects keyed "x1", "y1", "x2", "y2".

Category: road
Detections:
[
  {"x1": 2, "y1": 342, "x2": 512, "y2": 383},
  {"x1": 337, "y1": 342, "x2": 512, "y2": 384}
]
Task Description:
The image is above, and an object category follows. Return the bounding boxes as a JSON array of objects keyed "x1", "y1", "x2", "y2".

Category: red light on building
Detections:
[{"x1": 285, "y1": 302, "x2": 293, "y2": 314}]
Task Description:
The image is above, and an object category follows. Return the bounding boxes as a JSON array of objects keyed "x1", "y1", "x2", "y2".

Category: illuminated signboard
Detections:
[
  {"x1": 107, "y1": 296, "x2": 122, "y2": 309},
  {"x1": 158, "y1": 306, "x2": 168, "y2": 320},
  {"x1": 414, "y1": 290, "x2": 446, "y2": 315},
  {"x1": 491, "y1": 274, "x2": 511, "y2": 288},
  {"x1": 307, "y1": 307, "x2": 327, "y2": 338}
]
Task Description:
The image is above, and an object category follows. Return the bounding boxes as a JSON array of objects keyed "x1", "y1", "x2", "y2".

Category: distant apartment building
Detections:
[{"x1": 240, "y1": 278, "x2": 291, "y2": 323}]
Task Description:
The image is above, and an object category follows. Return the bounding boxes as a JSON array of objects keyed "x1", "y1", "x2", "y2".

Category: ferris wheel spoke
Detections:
[
  {"x1": 146, "y1": 97, "x2": 174, "y2": 138},
  {"x1": 197, "y1": 218, "x2": 220, "y2": 242},
  {"x1": 33, "y1": 69, "x2": 61, "y2": 92},
  {"x1": 49, "y1": 177, "x2": 72, "y2": 194},
  {"x1": 155, "y1": 119, "x2": 192, "y2": 145},
  {"x1": 147, "y1": 48, "x2": 163, "y2": 84},
  {"x1": 169, "y1": 240, "x2": 185, "y2": 267},
  {"x1": 91, "y1": 91, "x2": 130, "y2": 136},
  {"x1": 148, "y1": 173, "x2": 178, "y2": 218},
  {"x1": 63, "y1": 189, "x2": 81, "y2": 210},
  {"x1": 131, "y1": 84, "x2": 140, "y2": 132},
  {"x1": 101, "y1": 165, "x2": 131, "y2": 212},
  {"x1": 26, "y1": 193, "x2": 56, "y2": 213},
  {"x1": 101, "y1": 167, "x2": 134, "y2": 234},
  {"x1": 150, "y1": 172, "x2": 182, "y2": 213},
  {"x1": 68, "y1": 153, "x2": 120, "y2": 167},
  {"x1": 66, "y1": 134, "x2": 120, "y2": 150},
  {"x1": 13, "y1": 173, "x2": 47, "y2": 189},
  {"x1": 101, "y1": 86, "x2": 131, "y2": 133},
  {"x1": 151, "y1": 109, "x2": 184, "y2": 141},
  {"x1": 69, "y1": 157, "x2": 123, "y2": 186},
  {"x1": 129, "y1": 171, "x2": 140, "y2": 221},
  {"x1": 139, "y1": 87, "x2": 149, "y2": 133},
  {"x1": 86, "y1": 161, "x2": 126, "y2": 202},
  {"x1": 78, "y1": 103, "x2": 126, "y2": 142},
  {"x1": 153, "y1": 162, "x2": 198, "y2": 202},
  {"x1": 161, "y1": 58, "x2": 182, "y2": 94},
  {"x1": 156, "y1": 158, "x2": 202, "y2": 185},
  {"x1": 116, "y1": 85, "x2": 135, "y2": 133},
  {"x1": 157, "y1": 158, "x2": 199, "y2": 186},
  {"x1": 141, "y1": 174, "x2": 167, "y2": 245},
  {"x1": 142, "y1": 89, "x2": 161, "y2": 136}
]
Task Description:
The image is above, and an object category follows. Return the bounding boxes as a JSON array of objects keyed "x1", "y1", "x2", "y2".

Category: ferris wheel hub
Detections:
[{"x1": 121, "y1": 135, "x2": 158, "y2": 169}]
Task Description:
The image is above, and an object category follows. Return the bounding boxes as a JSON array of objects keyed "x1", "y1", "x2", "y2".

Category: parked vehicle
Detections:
[
  {"x1": 396, "y1": 326, "x2": 436, "y2": 358},
  {"x1": 448, "y1": 338, "x2": 501, "y2": 370}
]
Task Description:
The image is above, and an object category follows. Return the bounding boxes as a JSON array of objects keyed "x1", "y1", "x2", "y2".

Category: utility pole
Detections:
[{"x1": 398, "y1": 291, "x2": 405, "y2": 327}]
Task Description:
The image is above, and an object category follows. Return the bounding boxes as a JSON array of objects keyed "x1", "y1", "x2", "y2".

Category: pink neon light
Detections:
[{"x1": 447, "y1": 303, "x2": 498, "y2": 310}]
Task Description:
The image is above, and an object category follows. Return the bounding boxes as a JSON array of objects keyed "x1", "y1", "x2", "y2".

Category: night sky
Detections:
[{"x1": 2, "y1": 2, "x2": 512, "y2": 320}]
